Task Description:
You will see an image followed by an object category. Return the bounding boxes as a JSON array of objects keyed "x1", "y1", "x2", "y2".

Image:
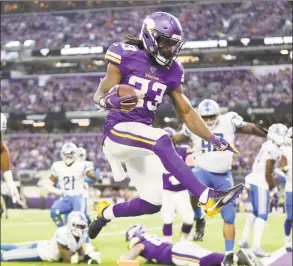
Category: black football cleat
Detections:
[
  {"x1": 237, "y1": 248, "x2": 265, "y2": 266},
  {"x1": 204, "y1": 183, "x2": 244, "y2": 217},
  {"x1": 88, "y1": 201, "x2": 111, "y2": 239},
  {"x1": 194, "y1": 217, "x2": 206, "y2": 241},
  {"x1": 221, "y1": 252, "x2": 234, "y2": 266}
]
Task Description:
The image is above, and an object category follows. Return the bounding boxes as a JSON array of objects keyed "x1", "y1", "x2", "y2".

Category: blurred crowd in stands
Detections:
[
  {"x1": 1, "y1": 2, "x2": 292, "y2": 49},
  {"x1": 2, "y1": 67, "x2": 291, "y2": 114},
  {"x1": 6, "y1": 133, "x2": 264, "y2": 173}
]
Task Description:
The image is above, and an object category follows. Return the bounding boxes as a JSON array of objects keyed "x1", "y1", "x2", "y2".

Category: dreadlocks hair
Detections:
[{"x1": 124, "y1": 36, "x2": 144, "y2": 49}]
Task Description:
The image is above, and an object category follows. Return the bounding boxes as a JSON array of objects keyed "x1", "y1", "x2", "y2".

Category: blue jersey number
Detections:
[
  {"x1": 63, "y1": 176, "x2": 75, "y2": 190},
  {"x1": 201, "y1": 133, "x2": 224, "y2": 153}
]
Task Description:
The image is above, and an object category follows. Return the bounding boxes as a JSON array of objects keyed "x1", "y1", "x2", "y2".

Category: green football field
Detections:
[{"x1": 1, "y1": 210, "x2": 287, "y2": 266}]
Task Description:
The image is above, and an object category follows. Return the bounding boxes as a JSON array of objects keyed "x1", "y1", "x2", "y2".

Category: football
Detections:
[{"x1": 117, "y1": 84, "x2": 139, "y2": 104}]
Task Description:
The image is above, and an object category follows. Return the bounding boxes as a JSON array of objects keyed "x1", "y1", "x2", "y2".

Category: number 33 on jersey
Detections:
[{"x1": 103, "y1": 42, "x2": 184, "y2": 134}]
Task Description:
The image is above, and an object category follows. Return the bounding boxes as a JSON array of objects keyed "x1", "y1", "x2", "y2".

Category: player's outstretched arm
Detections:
[
  {"x1": 236, "y1": 122, "x2": 267, "y2": 137},
  {"x1": 170, "y1": 86, "x2": 213, "y2": 142},
  {"x1": 93, "y1": 63, "x2": 122, "y2": 107},
  {"x1": 119, "y1": 243, "x2": 144, "y2": 260}
]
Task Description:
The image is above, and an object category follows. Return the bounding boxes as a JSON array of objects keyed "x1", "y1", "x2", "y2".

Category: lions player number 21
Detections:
[
  {"x1": 63, "y1": 176, "x2": 75, "y2": 190},
  {"x1": 128, "y1": 76, "x2": 167, "y2": 111}
]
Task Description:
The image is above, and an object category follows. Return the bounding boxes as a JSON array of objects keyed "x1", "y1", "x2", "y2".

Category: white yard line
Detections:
[{"x1": 261, "y1": 246, "x2": 287, "y2": 266}]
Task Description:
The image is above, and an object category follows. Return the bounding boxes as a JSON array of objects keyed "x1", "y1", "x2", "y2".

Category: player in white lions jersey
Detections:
[
  {"x1": 0, "y1": 212, "x2": 101, "y2": 264},
  {"x1": 173, "y1": 99, "x2": 267, "y2": 266},
  {"x1": 275, "y1": 127, "x2": 292, "y2": 252},
  {"x1": 0, "y1": 113, "x2": 20, "y2": 204},
  {"x1": 45, "y1": 143, "x2": 99, "y2": 228},
  {"x1": 239, "y1": 124, "x2": 288, "y2": 257}
]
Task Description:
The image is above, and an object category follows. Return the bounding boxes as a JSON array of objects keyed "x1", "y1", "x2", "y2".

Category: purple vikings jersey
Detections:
[
  {"x1": 130, "y1": 233, "x2": 173, "y2": 264},
  {"x1": 163, "y1": 145, "x2": 192, "y2": 192},
  {"x1": 103, "y1": 42, "x2": 184, "y2": 137}
]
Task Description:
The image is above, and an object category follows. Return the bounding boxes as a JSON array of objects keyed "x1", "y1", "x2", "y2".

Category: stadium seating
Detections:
[
  {"x1": 6, "y1": 133, "x2": 264, "y2": 172},
  {"x1": 1, "y1": 2, "x2": 292, "y2": 49},
  {"x1": 2, "y1": 67, "x2": 291, "y2": 113}
]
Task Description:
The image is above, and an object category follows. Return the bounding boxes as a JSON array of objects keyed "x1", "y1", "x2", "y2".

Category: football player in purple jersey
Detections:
[
  {"x1": 161, "y1": 127, "x2": 194, "y2": 242},
  {"x1": 89, "y1": 12, "x2": 244, "y2": 251},
  {"x1": 119, "y1": 225, "x2": 264, "y2": 266}
]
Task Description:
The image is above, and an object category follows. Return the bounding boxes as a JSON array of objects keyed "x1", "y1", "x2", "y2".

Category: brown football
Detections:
[{"x1": 117, "y1": 84, "x2": 138, "y2": 104}]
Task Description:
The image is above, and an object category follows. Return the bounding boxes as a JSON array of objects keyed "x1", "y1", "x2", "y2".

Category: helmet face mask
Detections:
[
  {"x1": 201, "y1": 115, "x2": 219, "y2": 129},
  {"x1": 61, "y1": 143, "x2": 77, "y2": 165},
  {"x1": 197, "y1": 99, "x2": 220, "y2": 130},
  {"x1": 140, "y1": 12, "x2": 184, "y2": 67},
  {"x1": 67, "y1": 212, "x2": 88, "y2": 238}
]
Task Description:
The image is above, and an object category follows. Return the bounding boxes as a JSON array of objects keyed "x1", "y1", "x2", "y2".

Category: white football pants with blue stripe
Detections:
[{"x1": 1, "y1": 243, "x2": 42, "y2": 262}]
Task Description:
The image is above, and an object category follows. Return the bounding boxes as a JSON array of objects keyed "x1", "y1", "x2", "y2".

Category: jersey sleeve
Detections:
[
  {"x1": 230, "y1": 111, "x2": 246, "y2": 131},
  {"x1": 168, "y1": 60, "x2": 184, "y2": 91},
  {"x1": 105, "y1": 42, "x2": 131, "y2": 75},
  {"x1": 50, "y1": 162, "x2": 58, "y2": 177},
  {"x1": 1, "y1": 113, "x2": 7, "y2": 132},
  {"x1": 267, "y1": 144, "x2": 281, "y2": 161},
  {"x1": 182, "y1": 123, "x2": 192, "y2": 138},
  {"x1": 55, "y1": 227, "x2": 68, "y2": 247}
]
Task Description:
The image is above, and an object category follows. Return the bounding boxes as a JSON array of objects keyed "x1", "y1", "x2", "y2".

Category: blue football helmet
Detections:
[{"x1": 139, "y1": 12, "x2": 184, "y2": 67}]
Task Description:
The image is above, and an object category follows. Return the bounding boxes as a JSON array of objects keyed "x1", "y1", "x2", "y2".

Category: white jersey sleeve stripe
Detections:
[{"x1": 106, "y1": 50, "x2": 122, "y2": 60}]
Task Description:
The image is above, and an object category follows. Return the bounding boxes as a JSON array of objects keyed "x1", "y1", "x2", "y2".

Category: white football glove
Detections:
[
  {"x1": 169, "y1": 176, "x2": 180, "y2": 186},
  {"x1": 87, "y1": 252, "x2": 102, "y2": 264},
  {"x1": 3, "y1": 170, "x2": 21, "y2": 204}
]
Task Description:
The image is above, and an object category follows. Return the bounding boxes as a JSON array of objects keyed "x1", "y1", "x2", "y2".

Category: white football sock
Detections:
[
  {"x1": 241, "y1": 213, "x2": 257, "y2": 241},
  {"x1": 180, "y1": 233, "x2": 189, "y2": 241},
  {"x1": 252, "y1": 217, "x2": 266, "y2": 249},
  {"x1": 102, "y1": 205, "x2": 115, "y2": 220}
]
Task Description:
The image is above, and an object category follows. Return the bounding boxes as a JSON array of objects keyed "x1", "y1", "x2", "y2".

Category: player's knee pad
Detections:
[
  {"x1": 221, "y1": 204, "x2": 236, "y2": 224},
  {"x1": 258, "y1": 213, "x2": 269, "y2": 221}
]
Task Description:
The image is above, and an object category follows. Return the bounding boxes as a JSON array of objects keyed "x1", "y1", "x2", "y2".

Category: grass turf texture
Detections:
[{"x1": 1, "y1": 210, "x2": 286, "y2": 266}]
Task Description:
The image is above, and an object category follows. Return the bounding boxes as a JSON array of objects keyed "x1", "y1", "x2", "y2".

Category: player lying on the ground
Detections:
[
  {"x1": 239, "y1": 124, "x2": 288, "y2": 257},
  {"x1": 0, "y1": 212, "x2": 101, "y2": 264},
  {"x1": 161, "y1": 127, "x2": 195, "y2": 242},
  {"x1": 275, "y1": 126, "x2": 292, "y2": 252},
  {"x1": 172, "y1": 99, "x2": 267, "y2": 266},
  {"x1": 89, "y1": 11, "x2": 244, "y2": 242},
  {"x1": 1, "y1": 113, "x2": 20, "y2": 204},
  {"x1": 119, "y1": 225, "x2": 264, "y2": 266}
]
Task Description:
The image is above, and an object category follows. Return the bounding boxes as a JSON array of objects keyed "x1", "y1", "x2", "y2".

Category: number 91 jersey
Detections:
[
  {"x1": 103, "y1": 42, "x2": 184, "y2": 137},
  {"x1": 183, "y1": 112, "x2": 245, "y2": 173},
  {"x1": 51, "y1": 161, "x2": 91, "y2": 196}
]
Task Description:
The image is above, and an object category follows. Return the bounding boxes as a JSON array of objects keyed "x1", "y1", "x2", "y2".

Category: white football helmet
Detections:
[
  {"x1": 197, "y1": 99, "x2": 220, "y2": 129},
  {"x1": 67, "y1": 211, "x2": 88, "y2": 238},
  {"x1": 267, "y1": 124, "x2": 288, "y2": 146},
  {"x1": 76, "y1": 147, "x2": 87, "y2": 161},
  {"x1": 60, "y1": 142, "x2": 77, "y2": 165}
]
